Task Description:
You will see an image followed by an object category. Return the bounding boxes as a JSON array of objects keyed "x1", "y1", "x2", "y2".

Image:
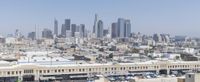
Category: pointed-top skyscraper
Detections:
[
  {"x1": 93, "y1": 14, "x2": 98, "y2": 34},
  {"x1": 93, "y1": 14, "x2": 103, "y2": 38}
]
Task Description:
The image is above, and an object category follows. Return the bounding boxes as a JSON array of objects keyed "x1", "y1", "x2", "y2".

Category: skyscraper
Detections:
[
  {"x1": 80, "y1": 24, "x2": 85, "y2": 37},
  {"x1": 160, "y1": 34, "x2": 170, "y2": 43},
  {"x1": 28, "y1": 32, "x2": 36, "y2": 40},
  {"x1": 65, "y1": 19, "x2": 71, "y2": 30},
  {"x1": 117, "y1": 18, "x2": 131, "y2": 38},
  {"x1": 103, "y1": 29, "x2": 109, "y2": 36},
  {"x1": 42, "y1": 28, "x2": 53, "y2": 39},
  {"x1": 124, "y1": 20, "x2": 131, "y2": 37},
  {"x1": 76, "y1": 25, "x2": 80, "y2": 32},
  {"x1": 117, "y1": 18, "x2": 125, "y2": 38},
  {"x1": 71, "y1": 24, "x2": 77, "y2": 37},
  {"x1": 97, "y1": 20, "x2": 103, "y2": 38},
  {"x1": 153, "y1": 34, "x2": 162, "y2": 42},
  {"x1": 61, "y1": 24, "x2": 66, "y2": 37},
  {"x1": 93, "y1": 14, "x2": 103, "y2": 38},
  {"x1": 111, "y1": 22, "x2": 118, "y2": 38},
  {"x1": 60, "y1": 19, "x2": 71, "y2": 37},
  {"x1": 93, "y1": 14, "x2": 98, "y2": 34},
  {"x1": 75, "y1": 25, "x2": 80, "y2": 38},
  {"x1": 54, "y1": 19, "x2": 58, "y2": 36}
]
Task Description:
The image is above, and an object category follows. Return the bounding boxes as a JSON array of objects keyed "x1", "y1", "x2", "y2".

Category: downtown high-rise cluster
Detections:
[
  {"x1": 54, "y1": 19, "x2": 86, "y2": 38},
  {"x1": 28, "y1": 14, "x2": 132, "y2": 40},
  {"x1": 93, "y1": 14, "x2": 132, "y2": 39}
]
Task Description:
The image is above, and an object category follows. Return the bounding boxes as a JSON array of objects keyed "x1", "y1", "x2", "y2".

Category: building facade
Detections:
[
  {"x1": 111, "y1": 22, "x2": 118, "y2": 38},
  {"x1": 28, "y1": 32, "x2": 36, "y2": 40},
  {"x1": 97, "y1": 20, "x2": 103, "y2": 38},
  {"x1": 54, "y1": 19, "x2": 58, "y2": 36},
  {"x1": 1, "y1": 60, "x2": 200, "y2": 81},
  {"x1": 42, "y1": 29, "x2": 53, "y2": 39}
]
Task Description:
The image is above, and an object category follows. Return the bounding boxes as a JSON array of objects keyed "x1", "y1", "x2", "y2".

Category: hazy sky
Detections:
[{"x1": 0, "y1": 0, "x2": 200, "y2": 37}]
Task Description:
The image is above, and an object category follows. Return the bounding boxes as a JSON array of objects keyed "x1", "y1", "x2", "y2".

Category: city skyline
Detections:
[
  {"x1": 0, "y1": 0, "x2": 200, "y2": 37},
  {"x1": 1, "y1": 1, "x2": 200, "y2": 82}
]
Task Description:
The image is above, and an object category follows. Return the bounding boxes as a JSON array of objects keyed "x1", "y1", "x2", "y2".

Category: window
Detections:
[
  {"x1": 47, "y1": 70, "x2": 50, "y2": 73},
  {"x1": 89, "y1": 68, "x2": 91, "y2": 71},
  {"x1": 40, "y1": 70, "x2": 42, "y2": 73},
  {"x1": 188, "y1": 75, "x2": 191, "y2": 78},
  {"x1": 43, "y1": 70, "x2": 46, "y2": 73},
  {"x1": 7, "y1": 72, "x2": 10, "y2": 75},
  {"x1": 24, "y1": 69, "x2": 33, "y2": 74},
  {"x1": 82, "y1": 69, "x2": 85, "y2": 72},
  {"x1": 154, "y1": 66, "x2": 157, "y2": 69},
  {"x1": 79, "y1": 69, "x2": 81, "y2": 72}
]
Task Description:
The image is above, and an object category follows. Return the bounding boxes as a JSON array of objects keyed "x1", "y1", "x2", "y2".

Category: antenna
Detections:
[
  {"x1": 37, "y1": 25, "x2": 40, "y2": 40},
  {"x1": 35, "y1": 24, "x2": 37, "y2": 40}
]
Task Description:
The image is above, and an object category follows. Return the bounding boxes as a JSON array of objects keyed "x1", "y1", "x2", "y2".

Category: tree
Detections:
[
  {"x1": 108, "y1": 53, "x2": 113, "y2": 59},
  {"x1": 131, "y1": 48, "x2": 139, "y2": 53},
  {"x1": 175, "y1": 56, "x2": 180, "y2": 60}
]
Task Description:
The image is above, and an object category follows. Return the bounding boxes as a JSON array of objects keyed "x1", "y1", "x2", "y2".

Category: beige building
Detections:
[
  {"x1": 185, "y1": 73, "x2": 200, "y2": 82},
  {"x1": 0, "y1": 60, "x2": 200, "y2": 81}
]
